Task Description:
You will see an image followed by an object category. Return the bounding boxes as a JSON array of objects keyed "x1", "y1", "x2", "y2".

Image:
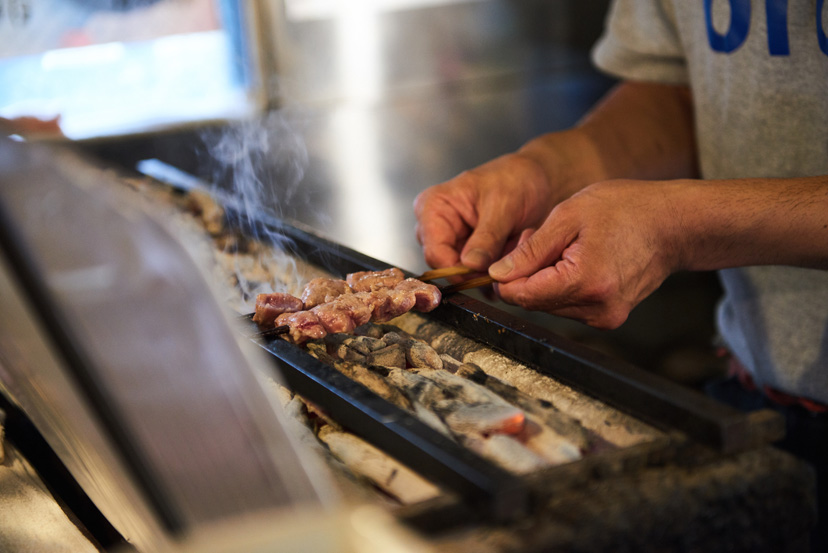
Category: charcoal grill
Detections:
[{"x1": 234, "y1": 211, "x2": 785, "y2": 528}]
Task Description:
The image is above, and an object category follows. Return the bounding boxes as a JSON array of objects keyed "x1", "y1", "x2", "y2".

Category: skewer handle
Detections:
[
  {"x1": 416, "y1": 265, "x2": 478, "y2": 282},
  {"x1": 441, "y1": 275, "x2": 495, "y2": 294}
]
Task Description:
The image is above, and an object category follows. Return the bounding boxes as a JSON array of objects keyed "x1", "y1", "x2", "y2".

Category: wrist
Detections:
[
  {"x1": 655, "y1": 179, "x2": 696, "y2": 273},
  {"x1": 517, "y1": 129, "x2": 609, "y2": 205}
]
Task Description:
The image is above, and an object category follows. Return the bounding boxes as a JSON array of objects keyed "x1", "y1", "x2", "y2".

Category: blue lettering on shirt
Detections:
[
  {"x1": 704, "y1": 0, "x2": 751, "y2": 52},
  {"x1": 765, "y1": 0, "x2": 790, "y2": 55},
  {"x1": 705, "y1": 0, "x2": 828, "y2": 56}
]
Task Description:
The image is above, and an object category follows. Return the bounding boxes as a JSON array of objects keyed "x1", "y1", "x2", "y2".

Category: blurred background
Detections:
[{"x1": 0, "y1": 0, "x2": 724, "y2": 386}]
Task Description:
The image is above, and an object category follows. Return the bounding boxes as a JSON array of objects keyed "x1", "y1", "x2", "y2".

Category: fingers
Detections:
[
  {"x1": 414, "y1": 152, "x2": 555, "y2": 272},
  {"x1": 414, "y1": 171, "x2": 526, "y2": 271},
  {"x1": 414, "y1": 189, "x2": 469, "y2": 268},
  {"x1": 495, "y1": 263, "x2": 632, "y2": 330},
  {"x1": 487, "y1": 183, "x2": 672, "y2": 329},
  {"x1": 458, "y1": 201, "x2": 520, "y2": 270},
  {"x1": 487, "y1": 195, "x2": 634, "y2": 328},
  {"x1": 489, "y1": 212, "x2": 573, "y2": 281}
]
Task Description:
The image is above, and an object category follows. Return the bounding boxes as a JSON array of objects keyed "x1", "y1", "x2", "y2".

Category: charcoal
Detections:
[
  {"x1": 407, "y1": 341, "x2": 443, "y2": 370},
  {"x1": 440, "y1": 353, "x2": 463, "y2": 373},
  {"x1": 349, "y1": 336, "x2": 387, "y2": 354},
  {"x1": 366, "y1": 343, "x2": 406, "y2": 369}
]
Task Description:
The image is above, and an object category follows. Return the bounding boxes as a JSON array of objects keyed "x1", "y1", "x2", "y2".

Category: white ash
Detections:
[
  {"x1": 393, "y1": 313, "x2": 659, "y2": 448},
  {"x1": 318, "y1": 426, "x2": 442, "y2": 505},
  {"x1": 462, "y1": 349, "x2": 657, "y2": 448}
]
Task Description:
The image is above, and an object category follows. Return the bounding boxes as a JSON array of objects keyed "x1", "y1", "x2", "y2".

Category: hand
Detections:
[
  {"x1": 489, "y1": 179, "x2": 682, "y2": 329},
  {"x1": 414, "y1": 152, "x2": 557, "y2": 271},
  {"x1": 0, "y1": 116, "x2": 63, "y2": 137}
]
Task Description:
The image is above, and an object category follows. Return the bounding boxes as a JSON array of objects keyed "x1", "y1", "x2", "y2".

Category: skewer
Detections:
[
  {"x1": 238, "y1": 313, "x2": 291, "y2": 339},
  {"x1": 260, "y1": 324, "x2": 291, "y2": 338},
  {"x1": 244, "y1": 267, "x2": 477, "y2": 341},
  {"x1": 416, "y1": 265, "x2": 478, "y2": 282},
  {"x1": 440, "y1": 275, "x2": 496, "y2": 294}
]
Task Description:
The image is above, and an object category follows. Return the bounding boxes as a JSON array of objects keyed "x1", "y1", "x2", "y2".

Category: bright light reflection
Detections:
[
  {"x1": 286, "y1": 0, "x2": 483, "y2": 21},
  {"x1": 330, "y1": 106, "x2": 401, "y2": 266},
  {"x1": 336, "y1": 2, "x2": 382, "y2": 104},
  {"x1": 3, "y1": 30, "x2": 256, "y2": 140},
  {"x1": 328, "y1": 2, "x2": 398, "y2": 264},
  {"x1": 41, "y1": 42, "x2": 125, "y2": 71}
]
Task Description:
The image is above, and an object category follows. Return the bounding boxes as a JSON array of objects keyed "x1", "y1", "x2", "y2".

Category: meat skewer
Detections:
[{"x1": 250, "y1": 269, "x2": 442, "y2": 343}]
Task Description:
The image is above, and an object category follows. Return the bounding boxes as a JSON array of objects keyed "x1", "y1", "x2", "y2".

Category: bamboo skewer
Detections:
[
  {"x1": 239, "y1": 313, "x2": 291, "y2": 339},
  {"x1": 416, "y1": 265, "x2": 478, "y2": 282},
  {"x1": 416, "y1": 266, "x2": 495, "y2": 295},
  {"x1": 440, "y1": 275, "x2": 496, "y2": 294},
  {"x1": 260, "y1": 324, "x2": 291, "y2": 338}
]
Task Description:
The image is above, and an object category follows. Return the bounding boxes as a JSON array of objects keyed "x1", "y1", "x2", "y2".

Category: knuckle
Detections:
[{"x1": 581, "y1": 273, "x2": 618, "y2": 302}]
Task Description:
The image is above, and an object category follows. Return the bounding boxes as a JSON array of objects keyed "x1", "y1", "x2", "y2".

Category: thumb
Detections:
[{"x1": 489, "y1": 220, "x2": 572, "y2": 282}]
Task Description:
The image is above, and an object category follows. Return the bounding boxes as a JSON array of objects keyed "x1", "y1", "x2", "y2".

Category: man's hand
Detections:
[
  {"x1": 414, "y1": 152, "x2": 557, "y2": 271},
  {"x1": 489, "y1": 179, "x2": 682, "y2": 329},
  {"x1": 413, "y1": 127, "x2": 610, "y2": 272},
  {"x1": 489, "y1": 174, "x2": 828, "y2": 328}
]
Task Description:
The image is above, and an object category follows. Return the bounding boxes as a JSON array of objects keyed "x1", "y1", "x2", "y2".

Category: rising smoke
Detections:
[{"x1": 198, "y1": 109, "x2": 316, "y2": 306}]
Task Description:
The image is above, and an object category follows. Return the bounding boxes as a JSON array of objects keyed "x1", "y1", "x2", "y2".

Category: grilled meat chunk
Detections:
[
  {"x1": 346, "y1": 267, "x2": 405, "y2": 292},
  {"x1": 256, "y1": 269, "x2": 441, "y2": 343},
  {"x1": 312, "y1": 294, "x2": 373, "y2": 335},
  {"x1": 393, "y1": 278, "x2": 441, "y2": 312},
  {"x1": 252, "y1": 292, "x2": 304, "y2": 326},
  {"x1": 275, "y1": 310, "x2": 326, "y2": 344},
  {"x1": 356, "y1": 289, "x2": 417, "y2": 322},
  {"x1": 301, "y1": 277, "x2": 352, "y2": 308}
]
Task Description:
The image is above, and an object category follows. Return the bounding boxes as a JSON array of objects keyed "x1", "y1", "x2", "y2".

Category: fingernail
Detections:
[
  {"x1": 462, "y1": 248, "x2": 490, "y2": 269},
  {"x1": 489, "y1": 256, "x2": 514, "y2": 279}
]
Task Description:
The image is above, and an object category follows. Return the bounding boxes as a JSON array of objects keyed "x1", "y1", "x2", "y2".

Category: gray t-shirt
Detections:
[{"x1": 592, "y1": 0, "x2": 828, "y2": 404}]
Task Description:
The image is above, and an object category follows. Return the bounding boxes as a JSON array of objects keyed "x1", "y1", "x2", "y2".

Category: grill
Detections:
[{"x1": 232, "y1": 211, "x2": 785, "y2": 528}]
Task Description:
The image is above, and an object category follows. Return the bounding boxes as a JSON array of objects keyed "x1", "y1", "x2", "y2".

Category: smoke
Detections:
[
  {"x1": 201, "y1": 110, "x2": 308, "y2": 222},
  {"x1": 198, "y1": 109, "x2": 314, "y2": 305}
]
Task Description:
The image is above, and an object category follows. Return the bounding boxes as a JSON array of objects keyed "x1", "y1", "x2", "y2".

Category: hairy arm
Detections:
[
  {"x1": 518, "y1": 80, "x2": 699, "y2": 203},
  {"x1": 668, "y1": 176, "x2": 828, "y2": 271}
]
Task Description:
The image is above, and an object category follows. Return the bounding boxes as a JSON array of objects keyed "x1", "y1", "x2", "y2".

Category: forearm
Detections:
[
  {"x1": 667, "y1": 176, "x2": 828, "y2": 271},
  {"x1": 517, "y1": 81, "x2": 698, "y2": 204}
]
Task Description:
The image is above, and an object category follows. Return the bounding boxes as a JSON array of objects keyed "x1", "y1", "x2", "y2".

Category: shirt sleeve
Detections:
[{"x1": 592, "y1": 0, "x2": 689, "y2": 85}]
